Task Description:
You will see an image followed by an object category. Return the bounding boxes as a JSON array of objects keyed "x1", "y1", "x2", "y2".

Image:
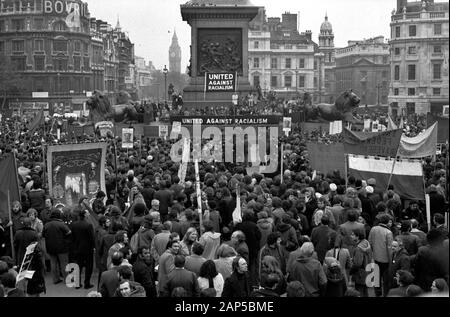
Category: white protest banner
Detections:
[
  {"x1": 232, "y1": 184, "x2": 242, "y2": 224},
  {"x1": 178, "y1": 138, "x2": 190, "y2": 185},
  {"x1": 194, "y1": 159, "x2": 202, "y2": 215},
  {"x1": 159, "y1": 125, "x2": 168, "y2": 139},
  {"x1": 426, "y1": 194, "x2": 431, "y2": 231},
  {"x1": 16, "y1": 242, "x2": 38, "y2": 283},
  {"x1": 121, "y1": 128, "x2": 134, "y2": 149},
  {"x1": 172, "y1": 121, "x2": 181, "y2": 134},
  {"x1": 283, "y1": 117, "x2": 292, "y2": 136},
  {"x1": 95, "y1": 121, "x2": 114, "y2": 137}
]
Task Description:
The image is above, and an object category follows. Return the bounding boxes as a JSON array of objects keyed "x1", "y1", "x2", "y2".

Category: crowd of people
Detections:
[{"x1": 0, "y1": 104, "x2": 448, "y2": 298}]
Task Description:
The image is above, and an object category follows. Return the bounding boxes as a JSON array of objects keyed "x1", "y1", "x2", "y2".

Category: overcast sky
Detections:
[{"x1": 85, "y1": 0, "x2": 396, "y2": 71}]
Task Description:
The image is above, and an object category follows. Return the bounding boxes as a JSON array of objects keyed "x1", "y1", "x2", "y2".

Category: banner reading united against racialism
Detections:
[
  {"x1": 205, "y1": 72, "x2": 236, "y2": 92},
  {"x1": 169, "y1": 115, "x2": 282, "y2": 126},
  {"x1": 343, "y1": 128, "x2": 403, "y2": 157},
  {"x1": 47, "y1": 143, "x2": 107, "y2": 208}
]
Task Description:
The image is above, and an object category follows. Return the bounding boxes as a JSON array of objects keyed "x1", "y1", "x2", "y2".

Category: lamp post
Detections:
[
  {"x1": 163, "y1": 65, "x2": 168, "y2": 104},
  {"x1": 376, "y1": 83, "x2": 382, "y2": 106}
]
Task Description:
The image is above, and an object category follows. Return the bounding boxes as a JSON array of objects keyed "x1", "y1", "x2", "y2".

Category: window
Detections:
[
  {"x1": 0, "y1": 20, "x2": 5, "y2": 32},
  {"x1": 74, "y1": 57, "x2": 81, "y2": 71},
  {"x1": 360, "y1": 71, "x2": 367, "y2": 80},
  {"x1": 271, "y1": 58, "x2": 277, "y2": 69},
  {"x1": 383, "y1": 56, "x2": 388, "y2": 64},
  {"x1": 34, "y1": 56, "x2": 45, "y2": 71},
  {"x1": 84, "y1": 57, "x2": 90, "y2": 70},
  {"x1": 284, "y1": 75, "x2": 292, "y2": 87},
  {"x1": 0, "y1": 41, "x2": 4, "y2": 54},
  {"x1": 12, "y1": 40, "x2": 25, "y2": 52},
  {"x1": 54, "y1": 59, "x2": 68, "y2": 71},
  {"x1": 433, "y1": 63, "x2": 441, "y2": 79},
  {"x1": 53, "y1": 40, "x2": 68, "y2": 52},
  {"x1": 394, "y1": 65, "x2": 400, "y2": 80},
  {"x1": 408, "y1": 47, "x2": 417, "y2": 55},
  {"x1": 11, "y1": 57, "x2": 26, "y2": 71},
  {"x1": 254, "y1": 41, "x2": 259, "y2": 49},
  {"x1": 433, "y1": 46, "x2": 442, "y2": 53},
  {"x1": 53, "y1": 21, "x2": 67, "y2": 31},
  {"x1": 299, "y1": 58, "x2": 305, "y2": 69},
  {"x1": 409, "y1": 25, "x2": 416, "y2": 37},
  {"x1": 433, "y1": 88, "x2": 441, "y2": 95},
  {"x1": 12, "y1": 19, "x2": 24, "y2": 31},
  {"x1": 314, "y1": 77, "x2": 317, "y2": 87},
  {"x1": 395, "y1": 26, "x2": 400, "y2": 38},
  {"x1": 285, "y1": 58, "x2": 291, "y2": 69},
  {"x1": 84, "y1": 42, "x2": 89, "y2": 53},
  {"x1": 285, "y1": 44, "x2": 292, "y2": 49},
  {"x1": 408, "y1": 88, "x2": 415, "y2": 96},
  {"x1": 406, "y1": 102, "x2": 415, "y2": 115},
  {"x1": 253, "y1": 75, "x2": 260, "y2": 87},
  {"x1": 394, "y1": 47, "x2": 400, "y2": 55},
  {"x1": 314, "y1": 61, "x2": 317, "y2": 70},
  {"x1": 253, "y1": 57, "x2": 260, "y2": 68},
  {"x1": 34, "y1": 39, "x2": 44, "y2": 52},
  {"x1": 34, "y1": 18, "x2": 44, "y2": 30},
  {"x1": 434, "y1": 24, "x2": 442, "y2": 35},
  {"x1": 271, "y1": 76, "x2": 277, "y2": 87},
  {"x1": 394, "y1": 88, "x2": 399, "y2": 95},
  {"x1": 298, "y1": 75, "x2": 305, "y2": 88},
  {"x1": 74, "y1": 41, "x2": 81, "y2": 52},
  {"x1": 408, "y1": 65, "x2": 416, "y2": 80}
]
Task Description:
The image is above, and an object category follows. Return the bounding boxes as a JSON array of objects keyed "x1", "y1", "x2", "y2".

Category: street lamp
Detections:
[
  {"x1": 376, "y1": 83, "x2": 382, "y2": 106},
  {"x1": 163, "y1": 65, "x2": 168, "y2": 104}
]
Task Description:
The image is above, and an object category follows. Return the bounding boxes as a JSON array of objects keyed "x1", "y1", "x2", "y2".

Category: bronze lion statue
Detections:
[
  {"x1": 301, "y1": 90, "x2": 361, "y2": 123},
  {"x1": 86, "y1": 90, "x2": 139, "y2": 124}
]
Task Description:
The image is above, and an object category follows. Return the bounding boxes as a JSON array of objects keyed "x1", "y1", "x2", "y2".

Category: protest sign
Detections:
[
  {"x1": 159, "y1": 125, "x2": 169, "y2": 139},
  {"x1": 343, "y1": 128, "x2": 403, "y2": 157},
  {"x1": 205, "y1": 72, "x2": 237, "y2": 92},
  {"x1": 122, "y1": 128, "x2": 134, "y2": 149},
  {"x1": 16, "y1": 242, "x2": 38, "y2": 283},
  {"x1": 95, "y1": 121, "x2": 114, "y2": 138}
]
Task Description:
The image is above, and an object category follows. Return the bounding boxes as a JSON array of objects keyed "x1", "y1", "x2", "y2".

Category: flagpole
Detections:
[
  {"x1": 344, "y1": 154, "x2": 348, "y2": 189},
  {"x1": 386, "y1": 148, "x2": 400, "y2": 191},
  {"x1": 280, "y1": 143, "x2": 284, "y2": 184},
  {"x1": 7, "y1": 190, "x2": 16, "y2": 264}
]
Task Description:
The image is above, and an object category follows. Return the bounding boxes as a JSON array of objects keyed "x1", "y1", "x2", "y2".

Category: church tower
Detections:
[
  {"x1": 318, "y1": 13, "x2": 336, "y2": 103},
  {"x1": 169, "y1": 30, "x2": 182, "y2": 73}
]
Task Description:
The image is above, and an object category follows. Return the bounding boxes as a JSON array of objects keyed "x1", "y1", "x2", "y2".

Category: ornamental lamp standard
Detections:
[{"x1": 163, "y1": 65, "x2": 168, "y2": 104}]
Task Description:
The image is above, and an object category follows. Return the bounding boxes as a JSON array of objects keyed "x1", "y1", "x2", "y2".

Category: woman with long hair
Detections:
[
  {"x1": 260, "y1": 255, "x2": 286, "y2": 295},
  {"x1": 180, "y1": 227, "x2": 198, "y2": 256},
  {"x1": 198, "y1": 260, "x2": 224, "y2": 297},
  {"x1": 213, "y1": 243, "x2": 237, "y2": 280}
]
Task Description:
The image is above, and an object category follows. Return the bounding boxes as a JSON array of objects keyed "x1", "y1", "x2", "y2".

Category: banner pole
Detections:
[
  {"x1": 344, "y1": 154, "x2": 348, "y2": 190},
  {"x1": 7, "y1": 190, "x2": 16, "y2": 264},
  {"x1": 280, "y1": 143, "x2": 284, "y2": 184}
]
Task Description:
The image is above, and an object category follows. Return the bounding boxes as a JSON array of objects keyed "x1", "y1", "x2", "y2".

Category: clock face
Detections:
[{"x1": 170, "y1": 52, "x2": 176, "y2": 58}]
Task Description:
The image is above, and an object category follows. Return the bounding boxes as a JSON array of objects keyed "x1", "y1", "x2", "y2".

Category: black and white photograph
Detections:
[{"x1": 0, "y1": 0, "x2": 448, "y2": 308}]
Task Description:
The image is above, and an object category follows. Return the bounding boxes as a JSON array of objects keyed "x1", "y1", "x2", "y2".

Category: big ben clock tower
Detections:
[{"x1": 169, "y1": 30, "x2": 182, "y2": 74}]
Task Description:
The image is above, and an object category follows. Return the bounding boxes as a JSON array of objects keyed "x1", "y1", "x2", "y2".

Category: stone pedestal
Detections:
[{"x1": 181, "y1": 0, "x2": 259, "y2": 109}]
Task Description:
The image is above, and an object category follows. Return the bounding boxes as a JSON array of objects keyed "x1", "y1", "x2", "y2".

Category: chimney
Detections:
[{"x1": 305, "y1": 30, "x2": 312, "y2": 41}]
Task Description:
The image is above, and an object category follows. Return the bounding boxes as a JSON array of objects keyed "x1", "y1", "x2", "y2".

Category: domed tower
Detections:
[
  {"x1": 318, "y1": 14, "x2": 336, "y2": 103},
  {"x1": 169, "y1": 30, "x2": 182, "y2": 73}
]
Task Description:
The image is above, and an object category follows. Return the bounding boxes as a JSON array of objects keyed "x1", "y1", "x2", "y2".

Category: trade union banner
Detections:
[
  {"x1": 169, "y1": 115, "x2": 282, "y2": 126},
  {"x1": 205, "y1": 72, "x2": 237, "y2": 92},
  {"x1": 343, "y1": 128, "x2": 403, "y2": 157},
  {"x1": 47, "y1": 143, "x2": 107, "y2": 208}
]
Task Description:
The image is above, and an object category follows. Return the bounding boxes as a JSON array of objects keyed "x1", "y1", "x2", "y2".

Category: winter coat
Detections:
[
  {"x1": 26, "y1": 246, "x2": 46, "y2": 295},
  {"x1": 162, "y1": 268, "x2": 200, "y2": 297},
  {"x1": 185, "y1": 254, "x2": 206, "y2": 276},
  {"x1": 414, "y1": 243, "x2": 449, "y2": 292},
  {"x1": 133, "y1": 257, "x2": 156, "y2": 297},
  {"x1": 259, "y1": 244, "x2": 286, "y2": 276},
  {"x1": 368, "y1": 224, "x2": 393, "y2": 263},
  {"x1": 397, "y1": 232, "x2": 421, "y2": 255},
  {"x1": 14, "y1": 227, "x2": 39, "y2": 265},
  {"x1": 257, "y1": 218, "x2": 273, "y2": 249},
  {"x1": 324, "y1": 248, "x2": 352, "y2": 285},
  {"x1": 158, "y1": 249, "x2": 176, "y2": 293},
  {"x1": 338, "y1": 221, "x2": 366, "y2": 255},
  {"x1": 387, "y1": 247, "x2": 411, "y2": 290},
  {"x1": 235, "y1": 221, "x2": 261, "y2": 258},
  {"x1": 214, "y1": 257, "x2": 235, "y2": 280},
  {"x1": 222, "y1": 271, "x2": 251, "y2": 297},
  {"x1": 150, "y1": 230, "x2": 171, "y2": 263},
  {"x1": 324, "y1": 267, "x2": 347, "y2": 297},
  {"x1": 199, "y1": 231, "x2": 221, "y2": 260},
  {"x1": 28, "y1": 189, "x2": 46, "y2": 213},
  {"x1": 287, "y1": 255, "x2": 327, "y2": 297},
  {"x1": 350, "y1": 239, "x2": 372, "y2": 286},
  {"x1": 70, "y1": 220, "x2": 95, "y2": 255},
  {"x1": 276, "y1": 223, "x2": 298, "y2": 252},
  {"x1": 311, "y1": 225, "x2": 337, "y2": 263}
]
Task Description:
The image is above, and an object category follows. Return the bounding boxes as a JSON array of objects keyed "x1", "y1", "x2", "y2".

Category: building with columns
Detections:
[
  {"x1": 169, "y1": 30, "x2": 181, "y2": 74},
  {"x1": 388, "y1": 0, "x2": 449, "y2": 116},
  {"x1": 248, "y1": 9, "x2": 322, "y2": 100},
  {"x1": 335, "y1": 36, "x2": 390, "y2": 106}
]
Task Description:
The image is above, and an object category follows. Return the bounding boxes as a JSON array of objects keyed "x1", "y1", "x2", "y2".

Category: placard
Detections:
[
  {"x1": 205, "y1": 72, "x2": 237, "y2": 92},
  {"x1": 122, "y1": 128, "x2": 134, "y2": 149}
]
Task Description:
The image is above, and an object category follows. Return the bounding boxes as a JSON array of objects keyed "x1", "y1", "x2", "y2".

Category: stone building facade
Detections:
[{"x1": 388, "y1": 0, "x2": 449, "y2": 116}]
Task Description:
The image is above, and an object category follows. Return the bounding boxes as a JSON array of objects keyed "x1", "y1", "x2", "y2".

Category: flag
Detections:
[
  {"x1": 0, "y1": 153, "x2": 20, "y2": 220},
  {"x1": 387, "y1": 115, "x2": 398, "y2": 130},
  {"x1": 398, "y1": 122, "x2": 438, "y2": 158},
  {"x1": 28, "y1": 107, "x2": 44, "y2": 135},
  {"x1": 348, "y1": 155, "x2": 424, "y2": 200}
]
